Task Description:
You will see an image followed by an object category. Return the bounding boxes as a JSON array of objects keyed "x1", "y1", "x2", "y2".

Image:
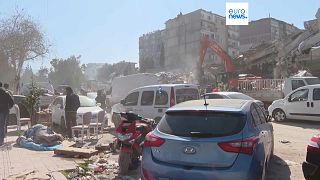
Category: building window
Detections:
[{"x1": 208, "y1": 15, "x2": 211, "y2": 20}]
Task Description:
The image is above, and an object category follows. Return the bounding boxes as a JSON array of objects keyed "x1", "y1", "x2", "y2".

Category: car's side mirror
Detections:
[
  {"x1": 97, "y1": 103, "x2": 101, "y2": 107},
  {"x1": 120, "y1": 100, "x2": 125, "y2": 105}
]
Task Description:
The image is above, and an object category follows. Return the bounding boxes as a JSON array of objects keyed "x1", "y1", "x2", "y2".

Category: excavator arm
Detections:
[
  {"x1": 199, "y1": 35, "x2": 233, "y2": 72},
  {"x1": 198, "y1": 35, "x2": 237, "y2": 89}
]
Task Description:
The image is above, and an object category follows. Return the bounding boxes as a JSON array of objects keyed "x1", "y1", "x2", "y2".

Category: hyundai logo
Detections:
[{"x1": 183, "y1": 146, "x2": 196, "y2": 154}]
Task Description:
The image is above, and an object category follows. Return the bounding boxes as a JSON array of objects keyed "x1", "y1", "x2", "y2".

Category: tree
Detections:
[
  {"x1": 23, "y1": 79, "x2": 43, "y2": 125},
  {"x1": 0, "y1": 51, "x2": 15, "y2": 85},
  {"x1": 0, "y1": 9, "x2": 49, "y2": 93},
  {"x1": 20, "y1": 66, "x2": 34, "y2": 90},
  {"x1": 36, "y1": 67, "x2": 49, "y2": 82},
  {"x1": 48, "y1": 55, "x2": 85, "y2": 89}
]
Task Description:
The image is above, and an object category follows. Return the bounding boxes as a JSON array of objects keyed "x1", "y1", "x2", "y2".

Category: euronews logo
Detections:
[
  {"x1": 226, "y1": 2, "x2": 249, "y2": 25},
  {"x1": 229, "y1": 9, "x2": 248, "y2": 20}
]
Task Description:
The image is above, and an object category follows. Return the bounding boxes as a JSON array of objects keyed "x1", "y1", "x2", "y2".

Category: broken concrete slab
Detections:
[{"x1": 54, "y1": 147, "x2": 99, "y2": 158}]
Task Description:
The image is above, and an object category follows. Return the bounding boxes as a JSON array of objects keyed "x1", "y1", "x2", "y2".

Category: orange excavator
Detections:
[{"x1": 198, "y1": 35, "x2": 238, "y2": 90}]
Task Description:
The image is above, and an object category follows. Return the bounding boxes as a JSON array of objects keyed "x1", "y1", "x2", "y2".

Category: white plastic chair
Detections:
[
  {"x1": 71, "y1": 112, "x2": 92, "y2": 142},
  {"x1": 14, "y1": 105, "x2": 31, "y2": 131},
  {"x1": 89, "y1": 110, "x2": 106, "y2": 139}
]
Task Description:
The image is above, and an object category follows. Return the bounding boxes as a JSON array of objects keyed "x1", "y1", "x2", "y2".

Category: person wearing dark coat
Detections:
[
  {"x1": 0, "y1": 82, "x2": 14, "y2": 146},
  {"x1": 65, "y1": 87, "x2": 80, "y2": 138},
  {"x1": 95, "y1": 90, "x2": 107, "y2": 110}
]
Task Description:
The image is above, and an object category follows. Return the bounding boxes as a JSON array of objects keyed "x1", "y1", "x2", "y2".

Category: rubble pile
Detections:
[
  {"x1": 64, "y1": 153, "x2": 120, "y2": 180},
  {"x1": 156, "y1": 71, "x2": 195, "y2": 84}
]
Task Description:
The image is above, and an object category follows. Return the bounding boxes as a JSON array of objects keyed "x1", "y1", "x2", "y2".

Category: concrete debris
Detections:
[{"x1": 155, "y1": 71, "x2": 195, "y2": 84}]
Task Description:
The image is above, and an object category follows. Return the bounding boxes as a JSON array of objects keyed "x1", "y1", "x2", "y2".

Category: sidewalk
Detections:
[{"x1": 0, "y1": 126, "x2": 78, "y2": 179}]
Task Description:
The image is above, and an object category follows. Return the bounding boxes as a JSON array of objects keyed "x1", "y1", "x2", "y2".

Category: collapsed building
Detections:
[
  {"x1": 139, "y1": 9, "x2": 240, "y2": 80},
  {"x1": 238, "y1": 8, "x2": 320, "y2": 78}
]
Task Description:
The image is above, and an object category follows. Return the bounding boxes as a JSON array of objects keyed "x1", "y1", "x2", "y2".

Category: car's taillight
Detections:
[
  {"x1": 307, "y1": 135, "x2": 320, "y2": 154},
  {"x1": 142, "y1": 167, "x2": 153, "y2": 180},
  {"x1": 170, "y1": 87, "x2": 175, "y2": 107},
  {"x1": 218, "y1": 137, "x2": 258, "y2": 155},
  {"x1": 144, "y1": 132, "x2": 165, "y2": 147}
]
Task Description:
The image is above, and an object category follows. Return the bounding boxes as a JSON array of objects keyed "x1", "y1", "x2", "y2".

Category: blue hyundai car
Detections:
[{"x1": 141, "y1": 99, "x2": 274, "y2": 180}]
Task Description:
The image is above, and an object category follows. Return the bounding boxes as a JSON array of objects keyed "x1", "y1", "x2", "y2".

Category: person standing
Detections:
[
  {"x1": 95, "y1": 90, "x2": 106, "y2": 110},
  {"x1": 65, "y1": 87, "x2": 80, "y2": 138},
  {"x1": 0, "y1": 82, "x2": 14, "y2": 146},
  {"x1": 3, "y1": 83, "x2": 13, "y2": 96}
]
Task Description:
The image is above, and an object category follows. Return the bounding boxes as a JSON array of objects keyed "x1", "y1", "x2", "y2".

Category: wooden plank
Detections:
[{"x1": 54, "y1": 147, "x2": 99, "y2": 158}]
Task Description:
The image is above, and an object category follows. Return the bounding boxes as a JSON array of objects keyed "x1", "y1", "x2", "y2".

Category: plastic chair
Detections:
[
  {"x1": 89, "y1": 111, "x2": 106, "y2": 139},
  {"x1": 71, "y1": 112, "x2": 92, "y2": 142},
  {"x1": 15, "y1": 105, "x2": 31, "y2": 131}
]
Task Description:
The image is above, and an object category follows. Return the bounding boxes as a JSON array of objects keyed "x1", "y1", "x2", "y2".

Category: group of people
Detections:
[{"x1": 0, "y1": 82, "x2": 14, "y2": 146}]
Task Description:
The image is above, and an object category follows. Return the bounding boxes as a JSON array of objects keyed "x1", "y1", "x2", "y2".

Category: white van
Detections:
[
  {"x1": 268, "y1": 84, "x2": 320, "y2": 122},
  {"x1": 110, "y1": 73, "x2": 159, "y2": 105},
  {"x1": 111, "y1": 84, "x2": 199, "y2": 126}
]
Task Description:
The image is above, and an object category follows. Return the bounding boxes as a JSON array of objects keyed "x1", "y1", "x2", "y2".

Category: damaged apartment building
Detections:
[
  {"x1": 139, "y1": 9, "x2": 240, "y2": 77},
  {"x1": 238, "y1": 9, "x2": 320, "y2": 78}
]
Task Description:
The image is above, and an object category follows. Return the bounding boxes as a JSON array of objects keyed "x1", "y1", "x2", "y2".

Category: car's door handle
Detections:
[
  {"x1": 307, "y1": 102, "x2": 310, "y2": 107},
  {"x1": 311, "y1": 102, "x2": 314, "y2": 108}
]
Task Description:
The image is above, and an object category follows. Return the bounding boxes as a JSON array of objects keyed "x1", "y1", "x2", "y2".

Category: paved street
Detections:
[
  {"x1": 266, "y1": 120, "x2": 320, "y2": 180},
  {"x1": 0, "y1": 126, "x2": 78, "y2": 179}
]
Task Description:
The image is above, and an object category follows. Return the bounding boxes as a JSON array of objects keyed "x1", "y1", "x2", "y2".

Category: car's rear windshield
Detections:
[
  {"x1": 176, "y1": 88, "x2": 199, "y2": 104},
  {"x1": 158, "y1": 111, "x2": 245, "y2": 138},
  {"x1": 305, "y1": 78, "x2": 320, "y2": 85}
]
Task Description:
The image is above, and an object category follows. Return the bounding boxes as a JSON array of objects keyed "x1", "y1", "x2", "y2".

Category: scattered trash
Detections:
[
  {"x1": 95, "y1": 143, "x2": 110, "y2": 152},
  {"x1": 280, "y1": 140, "x2": 291, "y2": 144}
]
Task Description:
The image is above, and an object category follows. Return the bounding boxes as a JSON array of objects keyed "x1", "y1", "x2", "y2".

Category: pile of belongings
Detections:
[{"x1": 16, "y1": 124, "x2": 64, "y2": 151}]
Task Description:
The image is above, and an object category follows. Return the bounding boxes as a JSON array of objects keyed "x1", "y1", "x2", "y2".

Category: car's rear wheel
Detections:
[{"x1": 273, "y1": 109, "x2": 286, "y2": 122}]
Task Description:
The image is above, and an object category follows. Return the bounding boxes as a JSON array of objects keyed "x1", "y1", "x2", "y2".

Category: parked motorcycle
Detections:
[{"x1": 115, "y1": 112, "x2": 155, "y2": 174}]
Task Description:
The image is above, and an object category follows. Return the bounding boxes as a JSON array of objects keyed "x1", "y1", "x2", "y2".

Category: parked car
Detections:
[
  {"x1": 205, "y1": 91, "x2": 265, "y2": 109},
  {"x1": 9, "y1": 95, "x2": 29, "y2": 125},
  {"x1": 268, "y1": 84, "x2": 320, "y2": 122},
  {"x1": 87, "y1": 92, "x2": 97, "y2": 100},
  {"x1": 303, "y1": 134, "x2": 320, "y2": 180},
  {"x1": 49, "y1": 95, "x2": 106, "y2": 128},
  {"x1": 111, "y1": 84, "x2": 199, "y2": 127},
  {"x1": 22, "y1": 82, "x2": 55, "y2": 108},
  {"x1": 141, "y1": 99, "x2": 274, "y2": 180}
]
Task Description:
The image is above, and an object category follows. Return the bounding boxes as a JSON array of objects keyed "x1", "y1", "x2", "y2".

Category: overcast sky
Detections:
[{"x1": 0, "y1": 0, "x2": 319, "y2": 70}]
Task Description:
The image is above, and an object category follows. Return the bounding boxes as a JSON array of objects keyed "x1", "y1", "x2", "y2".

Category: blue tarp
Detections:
[{"x1": 18, "y1": 137, "x2": 62, "y2": 151}]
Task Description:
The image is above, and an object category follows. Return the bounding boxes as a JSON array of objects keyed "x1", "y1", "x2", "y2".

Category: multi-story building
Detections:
[
  {"x1": 239, "y1": 18, "x2": 300, "y2": 52},
  {"x1": 139, "y1": 9, "x2": 240, "y2": 75},
  {"x1": 139, "y1": 30, "x2": 165, "y2": 72}
]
